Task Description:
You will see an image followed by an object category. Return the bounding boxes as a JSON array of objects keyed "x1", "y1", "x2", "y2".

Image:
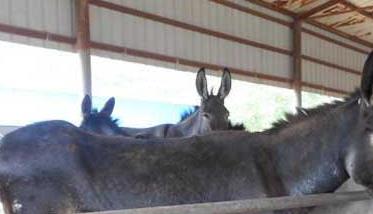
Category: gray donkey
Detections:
[
  {"x1": 2, "y1": 52, "x2": 373, "y2": 213},
  {"x1": 80, "y1": 67, "x2": 233, "y2": 138},
  {"x1": 79, "y1": 96, "x2": 245, "y2": 137}
]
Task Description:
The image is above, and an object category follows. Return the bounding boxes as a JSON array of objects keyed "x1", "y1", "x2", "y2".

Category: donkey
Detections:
[
  {"x1": 80, "y1": 100, "x2": 245, "y2": 138},
  {"x1": 79, "y1": 95, "x2": 129, "y2": 136},
  {"x1": 180, "y1": 106, "x2": 246, "y2": 131},
  {"x1": 121, "y1": 67, "x2": 232, "y2": 138},
  {"x1": 1, "y1": 52, "x2": 373, "y2": 214}
]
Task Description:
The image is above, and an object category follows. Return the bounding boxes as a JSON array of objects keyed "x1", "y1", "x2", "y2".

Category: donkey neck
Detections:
[
  {"x1": 176, "y1": 110, "x2": 209, "y2": 136},
  {"x1": 268, "y1": 100, "x2": 359, "y2": 196}
]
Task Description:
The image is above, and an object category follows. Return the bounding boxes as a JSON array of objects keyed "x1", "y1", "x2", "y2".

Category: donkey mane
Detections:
[
  {"x1": 85, "y1": 109, "x2": 120, "y2": 127},
  {"x1": 269, "y1": 90, "x2": 360, "y2": 133},
  {"x1": 179, "y1": 106, "x2": 199, "y2": 122},
  {"x1": 228, "y1": 122, "x2": 246, "y2": 130}
]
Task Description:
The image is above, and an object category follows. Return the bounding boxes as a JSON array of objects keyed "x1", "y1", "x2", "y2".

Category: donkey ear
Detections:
[
  {"x1": 218, "y1": 68, "x2": 232, "y2": 99},
  {"x1": 360, "y1": 51, "x2": 373, "y2": 103},
  {"x1": 196, "y1": 68, "x2": 208, "y2": 99},
  {"x1": 81, "y1": 95, "x2": 92, "y2": 116},
  {"x1": 100, "y1": 97, "x2": 115, "y2": 116}
]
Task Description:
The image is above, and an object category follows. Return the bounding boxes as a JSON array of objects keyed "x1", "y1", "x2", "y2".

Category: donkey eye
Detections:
[{"x1": 203, "y1": 113, "x2": 210, "y2": 119}]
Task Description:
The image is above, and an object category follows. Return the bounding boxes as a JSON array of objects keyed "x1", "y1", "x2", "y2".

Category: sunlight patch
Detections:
[{"x1": 12, "y1": 200, "x2": 22, "y2": 213}]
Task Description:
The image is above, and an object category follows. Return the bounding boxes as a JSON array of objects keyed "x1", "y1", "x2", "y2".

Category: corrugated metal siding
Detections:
[
  {"x1": 302, "y1": 32, "x2": 366, "y2": 71},
  {"x1": 0, "y1": 0, "x2": 370, "y2": 97},
  {"x1": 302, "y1": 59, "x2": 360, "y2": 94},
  {"x1": 301, "y1": 22, "x2": 367, "y2": 96},
  {"x1": 90, "y1": 0, "x2": 293, "y2": 86},
  {"x1": 0, "y1": 0, "x2": 74, "y2": 51},
  {"x1": 90, "y1": 0, "x2": 371, "y2": 96},
  {"x1": 99, "y1": 0, "x2": 292, "y2": 50}
]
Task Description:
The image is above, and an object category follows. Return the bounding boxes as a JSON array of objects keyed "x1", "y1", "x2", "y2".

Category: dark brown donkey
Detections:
[
  {"x1": 79, "y1": 96, "x2": 130, "y2": 136},
  {"x1": 1, "y1": 53, "x2": 373, "y2": 213}
]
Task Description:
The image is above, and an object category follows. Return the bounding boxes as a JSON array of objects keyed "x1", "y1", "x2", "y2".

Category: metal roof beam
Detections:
[
  {"x1": 245, "y1": 0, "x2": 373, "y2": 48},
  {"x1": 310, "y1": 5, "x2": 373, "y2": 19},
  {"x1": 305, "y1": 19, "x2": 373, "y2": 48},
  {"x1": 341, "y1": 1, "x2": 373, "y2": 21},
  {"x1": 311, "y1": 9, "x2": 355, "y2": 19},
  {"x1": 244, "y1": 0, "x2": 296, "y2": 17},
  {"x1": 297, "y1": 0, "x2": 342, "y2": 20}
]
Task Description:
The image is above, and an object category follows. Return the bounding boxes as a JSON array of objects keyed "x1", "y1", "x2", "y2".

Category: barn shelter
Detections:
[{"x1": 0, "y1": 0, "x2": 373, "y2": 213}]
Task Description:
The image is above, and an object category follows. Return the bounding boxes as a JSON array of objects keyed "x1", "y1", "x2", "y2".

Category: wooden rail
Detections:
[{"x1": 83, "y1": 190, "x2": 371, "y2": 214}]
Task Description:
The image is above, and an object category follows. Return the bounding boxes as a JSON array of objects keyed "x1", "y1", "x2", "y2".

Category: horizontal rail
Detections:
[
  {"x1": 82, "y1": 190, "x2": 371, "y2": 214},
  {"x1": 0, "y1": 23, "x2": 76, "y2": 44},
  {"x1": 302, "y1": 82, "x2": 349, "y2": 95},
  {"x1": 89, "y1": 41, "x2": 293, "y2": 84}
]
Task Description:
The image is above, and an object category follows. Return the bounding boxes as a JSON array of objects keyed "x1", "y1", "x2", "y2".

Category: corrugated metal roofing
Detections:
[{"x1": 258, "y1": 0, "x2": 373, "y2": 45}]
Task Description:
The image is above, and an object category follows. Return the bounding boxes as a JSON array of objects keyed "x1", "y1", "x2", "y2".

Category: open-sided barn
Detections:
[{"x1": 0, "y1": 0, "x2": 373, "y2": 213}]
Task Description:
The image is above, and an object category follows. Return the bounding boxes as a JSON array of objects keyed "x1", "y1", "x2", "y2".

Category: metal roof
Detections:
[{"x1": 255, "y1": 0, "x2": 373, "y2": 46}]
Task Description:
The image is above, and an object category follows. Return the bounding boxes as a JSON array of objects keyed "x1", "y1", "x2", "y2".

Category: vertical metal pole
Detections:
[
  {"x1": 80, "y1": 49, "x2": 92, "y2": 96},
  {"x1": 293, "y1": 20, "x2": 302, "y2": 108},
  {"x1": 76, "y1": 0, "x2": 92, "y2": 97}
]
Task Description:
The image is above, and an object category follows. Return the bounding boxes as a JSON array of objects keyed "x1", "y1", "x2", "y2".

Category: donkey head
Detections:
[
  {"x1": 80, "y1": 95, "x2": 124, "y2": 136},
  {"x1": 344, "y1": 51, "x2": 373, "y2": 191},
  {"x1": 195, "y1": 68, "x2": 231, "y2": 131}
]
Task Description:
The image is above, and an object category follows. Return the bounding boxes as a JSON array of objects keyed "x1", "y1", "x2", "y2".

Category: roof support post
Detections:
[
  {"x1": 76, "y1": 0, "x2": 92, "y2": 97},
  {"x1": 293, "y1": 20, "x2": 302, "y2": 108}
]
